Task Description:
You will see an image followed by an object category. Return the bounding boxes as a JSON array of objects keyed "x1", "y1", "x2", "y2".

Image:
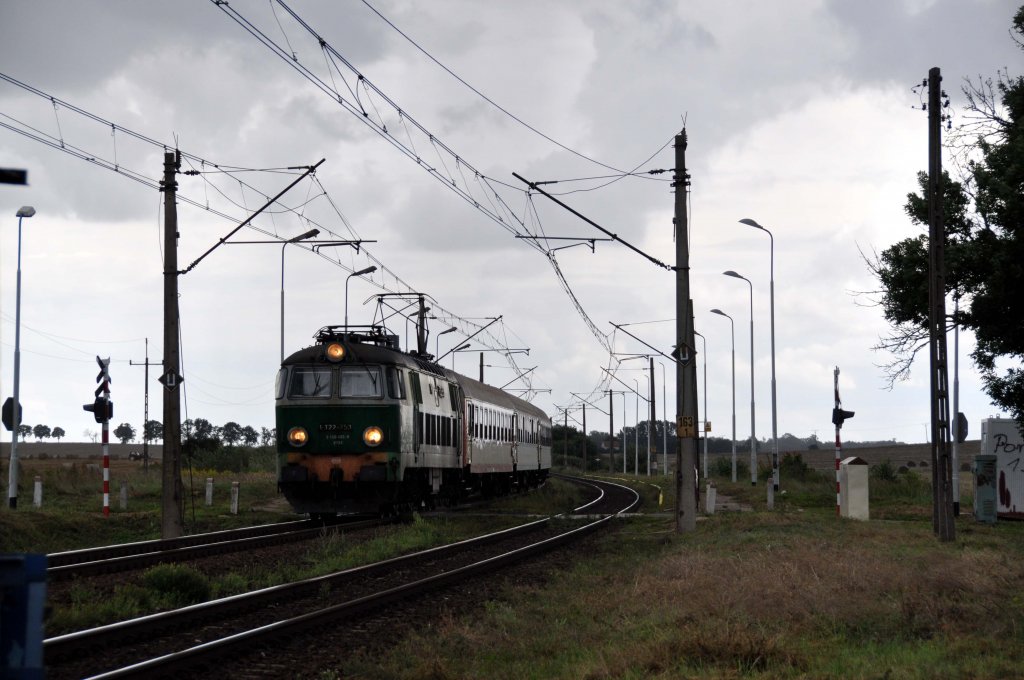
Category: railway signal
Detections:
[{"x1": 833, "y1": 367, "x2": 854, "y2": 516}]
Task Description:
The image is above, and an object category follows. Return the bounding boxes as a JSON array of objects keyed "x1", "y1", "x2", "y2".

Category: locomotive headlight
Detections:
[
  {"x1": 287, "y1": 426, "x2": 309, "y2": 447},
  {"x1": 325, "y1": 342, "x2": 346, "y2": 362},
  {"x1": 362, "y1": 426, "x2": 384, "y2": 447}
]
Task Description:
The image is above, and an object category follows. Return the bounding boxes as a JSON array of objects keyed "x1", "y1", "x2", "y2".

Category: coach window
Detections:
[{"x1": 289, "y1": 367, "x2": 331, "y2": 398}]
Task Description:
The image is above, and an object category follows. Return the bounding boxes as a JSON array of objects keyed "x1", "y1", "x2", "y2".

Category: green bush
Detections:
[
  {"x1": 141, "y1": 564, "x2": 211, "y2": 607},
  {"x1": 780, "y1": 453, "x2": 816, "y2": 482},
  {"x1": 870, "y1": 460, "x2": 898, "y2": 482}
]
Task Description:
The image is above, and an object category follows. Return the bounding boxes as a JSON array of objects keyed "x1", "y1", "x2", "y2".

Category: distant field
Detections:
[{"x1": 0, "y1": 442, "x2": 164, "y2": 460}]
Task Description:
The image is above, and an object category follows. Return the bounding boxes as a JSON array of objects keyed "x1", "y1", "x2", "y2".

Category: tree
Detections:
[
  {"x1": 113, "y1": 422, "x2": 136, "y2": 445},
  {"x1": 52, "y1": 426, "x2": 66, "y2": 442},
  {"x1": 241, "y1": 425, "x2": 259, "y2": 447},
  {"x1": 221, "y1": 422, "x2": 242, "y2": 447},
  {"x1": 32, "y1": 424, "x2": 51, "y2": 441},
  {"x1": 259, "y1": 426, "x2": 276, "y2": 447},
  {"x1": 191, "y1": 418, "x2": 215, "y2": 441},
  {"x1": 868, "y1": 6, "x2": 1024, "y2": 423},
  {"x1": 18, "y1": 424, "x2": 31, "y2": 439},
  {"x1": 144, "y1": 419, "x2": 164, "y2": 442}
]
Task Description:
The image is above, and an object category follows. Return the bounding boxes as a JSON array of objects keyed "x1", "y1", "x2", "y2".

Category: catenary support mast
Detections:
[
  {"x1": 674, "y1": 131, "x2": 697, "y2": 532},
  {"x1": 161, "y1": 151, "x2": 184, "y2": 539},
  {"x1": 926, "y1": 67, "x2": 955, "y2": 541}
]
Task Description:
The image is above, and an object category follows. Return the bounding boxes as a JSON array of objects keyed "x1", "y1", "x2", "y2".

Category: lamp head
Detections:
[
  {"x1": 454, "y1": 342, "x2": 471, "y2": 352},
  {"x1": 710, "y1": 308, "x2": 727, "y2": 317},
  {"x1": 16, "y1": 206, "x2": 35, "y2": 218},
  {"x1": 353, "y1": 265, "x2": 377, "y2": 277},
  {"x1": 739, "y1": 218, "x2": 764, "y2": 230},
  {"x1": 722, "y1": 270, "x2": 745, "y2": 280},
  {"x1": 440, "y1": 326, "x2": 457, "y2": 336}
]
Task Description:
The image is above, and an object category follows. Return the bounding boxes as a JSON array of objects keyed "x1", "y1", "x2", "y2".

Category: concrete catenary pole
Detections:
[
  {"x1": 926, "y1": 66, "x2": 955, "y2": 541},
  {"x1": 608, "y1": 390, "x2": 614, "y2": 472},
  {"x1": 674, "y1": 130, "x2": 698, "y2": 532},
  {"x1": 161, "y1": 151, "x2": 184, "y2": 539}
]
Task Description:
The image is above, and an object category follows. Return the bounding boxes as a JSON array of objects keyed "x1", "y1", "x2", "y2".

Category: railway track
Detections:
[
  {"x1": 45, "y1": 475, "x2": 639, "y2": 679},
  {"x1": 47, "y1": 516, "x2": 387, "y2": 580}
]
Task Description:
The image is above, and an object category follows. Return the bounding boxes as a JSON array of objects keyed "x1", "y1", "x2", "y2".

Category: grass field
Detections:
[{"x1": 4, "y1": 456, "x2": 1023, "y2": 678}]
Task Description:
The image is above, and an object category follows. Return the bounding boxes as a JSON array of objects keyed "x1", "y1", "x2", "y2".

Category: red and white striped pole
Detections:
[
  {"x1": 832, "y1": 366, "x2": 854, "y2": 517},
  {"x1": 97, "y1": 356, "x2": 112, "y2": 517},
  {"x1": 102, "y1": 410, "x2": 110, "y2": 517}
]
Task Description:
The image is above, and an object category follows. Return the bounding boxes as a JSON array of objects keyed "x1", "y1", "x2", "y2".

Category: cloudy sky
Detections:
[{"x1": 0, "y1": 0, "x2": 1019, "y2": 452}]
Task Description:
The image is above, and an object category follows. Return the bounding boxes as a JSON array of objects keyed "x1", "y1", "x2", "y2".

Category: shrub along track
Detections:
[{"x1": 44, "y1": 475, "x2": 640, "y2": 679}]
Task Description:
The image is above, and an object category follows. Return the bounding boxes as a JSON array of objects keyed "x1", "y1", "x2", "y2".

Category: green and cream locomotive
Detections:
[{"x1": 276, "y1": 326, "x2": 551, "y2": 516}]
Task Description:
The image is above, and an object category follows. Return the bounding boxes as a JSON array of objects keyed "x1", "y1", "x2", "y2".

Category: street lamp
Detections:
[
  {"x1": 450, "y1": 342, "x2": 471, "y2": 369},
  {"x1": 711, "y1": 308, "x2": 737, "y2": 483},
  {"x1": 8, "y1": 206, "x2": 35, "y2": 509},
  {"x1": 740, "y1": 218, "x2": 779, "y2": 492},
  {"x1": 435, "y1": 326, "x2": 457, "y2": 360},
  {"x1": 694, "y1": 331, "x2": 707, "y2": 481},
  {"x1": 281, "y1": 229, "x2": 320, "y2": 361},
  {"x1": 724, "y1": 269, "x2": 757, "y2": 485},
  {"x1": 345, "y1": 266, "x2": 378, "y2": 336}
]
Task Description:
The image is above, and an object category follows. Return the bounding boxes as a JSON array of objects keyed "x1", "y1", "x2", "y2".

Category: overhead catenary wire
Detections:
[{"x1": 0, "y1": 71, "x2": 544, "y2": 395}]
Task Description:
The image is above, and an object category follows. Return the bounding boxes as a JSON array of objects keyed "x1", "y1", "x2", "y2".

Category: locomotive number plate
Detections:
[{"x1": 319, "y1": 423, "x2": 352, "y2": 432}]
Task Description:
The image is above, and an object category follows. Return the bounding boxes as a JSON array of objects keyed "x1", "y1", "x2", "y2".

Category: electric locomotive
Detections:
[{"x1": 276, "y1": 325, "x2": 551, "y2": 516}]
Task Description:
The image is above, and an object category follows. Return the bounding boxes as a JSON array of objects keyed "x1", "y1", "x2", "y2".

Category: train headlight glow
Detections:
[
  {"x1": 363, "y1": 426, "x2": 384, "y2": 447},
  {"x1": 287, "y1": 427, "x2": 309, "y2": 447},
  {"x1": 325, "y1": 343, "x2": 346, "y2": 362}
]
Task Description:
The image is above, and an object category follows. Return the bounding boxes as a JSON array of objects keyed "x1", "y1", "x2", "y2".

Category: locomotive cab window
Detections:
[
  {"x1": 289, "y1": 367, "x2": 332, "y2": 398},
  {"x1": 387, "y1": 367, "x2": 406, "y2": 400},
  {"x1": 275, "y1": 368, "x2": 288, "y2": 399},
  {"x1": 339, "y1": 366, "x2": 383, "y2": 398}
]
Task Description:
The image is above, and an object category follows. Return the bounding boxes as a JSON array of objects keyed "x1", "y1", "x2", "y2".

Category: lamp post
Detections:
[
  {"x1": 449, "y1": 343, "x2": 471, "y2": 370},
  {"x1": 724, "y1": 269, "x2": 756, "y2": 485},
  {"x1": 435, "y1": 326, "x2": 457, "y2": 360},
  {"x1": 711, "y1": 309, "x2": 737, "y2": 483},
  {"x1": 694, "y1": 331, "x2": 707, "y2": 480},
  {"x1": 344, "y1": 266, "x2": 378, "y2": 336},
  {"x1": 8, "y1": 206, "x2": 35, "y2": 509},
  {"x1": 740, "y1": 218, "x2": 778, "y2": 491},
  {"x1": 280, "y1": 229, "x2": 320, "y2": 361}
]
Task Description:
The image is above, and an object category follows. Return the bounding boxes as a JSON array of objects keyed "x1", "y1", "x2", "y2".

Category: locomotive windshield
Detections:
[
  {"x1": 339, "y1": 366, "x2": 383, "y2": 398},
  {"x1": 289, "y1": 367, "x2": 332, "y2": 398}
]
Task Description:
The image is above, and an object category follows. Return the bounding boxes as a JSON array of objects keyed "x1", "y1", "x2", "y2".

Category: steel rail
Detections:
[
  {"x1": 48, "y1": 518, "x2": 385, "y2": 580},
  {"x1": 79, "y1": 477, "x2": 639, "y2": 679}
]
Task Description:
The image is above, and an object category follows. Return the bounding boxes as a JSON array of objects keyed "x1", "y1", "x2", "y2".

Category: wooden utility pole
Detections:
[
  {"x1": 129, "y1": 338, "x2": 160, "y2": 473},
  {"x1": 674, "y1": 130, "x2": 698, "y2": 532},
  {"x1": 926, "y1": 68, "x2": 955, "y2": 541},
  {"x1": 161, "y1": 151, "x2": 184, "y2": 539}
]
